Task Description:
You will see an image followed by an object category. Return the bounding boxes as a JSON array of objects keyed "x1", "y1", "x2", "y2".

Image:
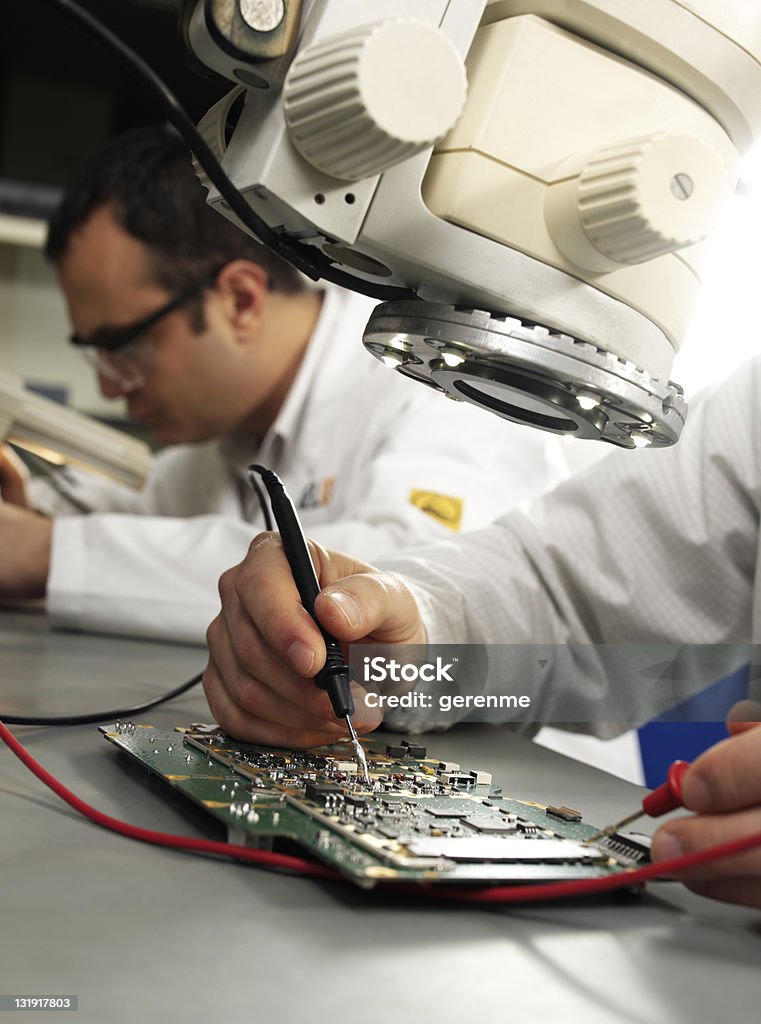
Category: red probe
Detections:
[{"x1": 584, "y1": 760, "x2": 691, "y2": 844}]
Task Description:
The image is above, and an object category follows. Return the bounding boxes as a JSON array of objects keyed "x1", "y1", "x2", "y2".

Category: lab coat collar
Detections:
[{"x1": 219, "y1": 285, "x2": 340, "y2": 482}]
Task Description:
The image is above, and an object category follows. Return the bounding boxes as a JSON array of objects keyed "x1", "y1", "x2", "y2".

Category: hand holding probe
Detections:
[
  {"x1": 248, "y1": 465, "x2": 371, "y2": 785},
  {"x1": 584, "y1": 760, "x2": 690, "y2": 844}
]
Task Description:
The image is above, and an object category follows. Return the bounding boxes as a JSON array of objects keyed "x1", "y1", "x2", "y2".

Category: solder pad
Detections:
[{"x1": 100, "y1": 724, "x2": 649, "y2": 889}]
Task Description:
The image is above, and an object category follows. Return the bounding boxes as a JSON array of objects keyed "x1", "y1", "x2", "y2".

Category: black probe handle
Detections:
[{"x1": 261, "y1": 472, "x2": 355, "y2": 719}]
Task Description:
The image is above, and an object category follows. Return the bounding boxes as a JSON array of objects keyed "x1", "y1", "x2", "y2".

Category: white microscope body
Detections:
[{"x1": 183, "y1": 0, "x2": 761, "y2": 448}]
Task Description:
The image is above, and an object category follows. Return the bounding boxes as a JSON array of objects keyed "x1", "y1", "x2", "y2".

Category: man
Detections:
[
  {"x1": 202, "y1": 356, "x2": 761, "y2": 908},
  {"x1": 0, "y1": 125, "x2": 564, "y2": 643}
]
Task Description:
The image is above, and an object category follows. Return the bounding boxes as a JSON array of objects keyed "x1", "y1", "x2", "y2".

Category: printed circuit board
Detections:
[{"x1": 101, "y1": 723, "x2": 649, "y2": 889}]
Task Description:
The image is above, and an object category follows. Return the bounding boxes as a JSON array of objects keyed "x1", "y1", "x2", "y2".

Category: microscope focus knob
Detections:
[
  {"x1": 283, "y1": 19, "x2": 467, "y2": 181},
  {"x1": 575, "y1": 133, "x2": 728, "y2": 264}
]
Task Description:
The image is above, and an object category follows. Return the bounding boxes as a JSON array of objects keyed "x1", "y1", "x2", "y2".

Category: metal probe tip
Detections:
[
  {"x1": 583, "y1": 809, "x2": 644, "y2": 845},
  {"x1": 345, "y1": 716, "x2": 371, "y2": 786}
]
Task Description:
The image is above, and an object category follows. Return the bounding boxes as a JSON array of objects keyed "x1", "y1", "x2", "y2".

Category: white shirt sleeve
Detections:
[
  {"x1": 379, "y1": 357, "x2": 761, "y2": 734},
  {"x1": 44, "y1": 437, "x2": 253, "y2": 644},
  {"x1": 43, "y1": 442, "x2": 249, "y2": 644},
  {"x1": 47, "y1": 513, "x2": 254, "y2": 646}
]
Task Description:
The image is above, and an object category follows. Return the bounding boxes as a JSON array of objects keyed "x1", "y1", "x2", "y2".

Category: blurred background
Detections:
[{"x1": 0, "y1": 0, "x2": 227, "y2": 419}]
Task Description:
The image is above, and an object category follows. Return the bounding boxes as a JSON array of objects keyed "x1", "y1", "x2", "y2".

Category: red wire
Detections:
[
  {"x1": 4, "y1": 718, "x2": 761, "y2": 903},
  {"x1": 0, "y1": 720, "x2": 337, "y2": 881}
]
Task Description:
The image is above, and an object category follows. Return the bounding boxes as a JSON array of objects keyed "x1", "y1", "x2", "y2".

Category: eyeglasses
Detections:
[{"x1": 68, "y1": 271, "x2": 220, "y2": 392}]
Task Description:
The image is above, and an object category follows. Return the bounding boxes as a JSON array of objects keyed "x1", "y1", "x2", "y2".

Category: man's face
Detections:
[{"x1": 57, "y1": 205, "x2": 265, "y2": 445}]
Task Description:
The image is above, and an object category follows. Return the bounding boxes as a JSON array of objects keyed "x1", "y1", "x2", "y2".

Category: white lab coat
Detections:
[
  {"x1": 35, "y1": 285, "x2": 565, "y2": 644},
  {"x1": 382, "y1": 356, "x2": 761, "y2": 735}
]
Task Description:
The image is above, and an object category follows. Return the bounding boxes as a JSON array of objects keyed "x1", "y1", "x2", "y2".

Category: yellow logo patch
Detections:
[{"x1": 409, "y1": 489, "x2": 463, "y2": 531}]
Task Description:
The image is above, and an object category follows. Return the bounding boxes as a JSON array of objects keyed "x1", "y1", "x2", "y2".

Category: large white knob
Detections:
[
  {"x1": 576, "y1": 133, "x2": 728, "y2": 264},
  {"x1": 283, "y1": 19, "x2": 467, "y2": 181}
]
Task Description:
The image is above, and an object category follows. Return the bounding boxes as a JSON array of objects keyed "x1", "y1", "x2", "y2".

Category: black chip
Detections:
[
  {"x1": 385, "y1": 744, "x2": 408, "y2": 758},
  {"x1": 304, "y1": 782, "x2": 344, "y2": 804}
]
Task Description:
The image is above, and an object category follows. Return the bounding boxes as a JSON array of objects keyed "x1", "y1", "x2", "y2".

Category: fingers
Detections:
[
  {"x1": 203, "y1": 653, "x2": 347, "y2": 748},
  {"x1": 727, "y1": 700, "x2": 761, "y2": 735},
  {"x1": 231, "y1": 533, "x2": 424, "y2": 675},
  {"x1": 316, "y1": 571, "x2": 426, "y2": 645},
  {"x1": 230, "y1": 534, "x2": 358, "y2": 674},
  {"x1": 204, "y1": 583, "x2": 346, "y2": 747},
  {"x1": 651, "y1": 807, "x2": 761, "y2": 881},
  {"x1": 217, "y1": 559, "x2": 330, "y2": 711},
  {"x1": 679, "y1": 725, "x2": 761, "y2": 813},
  {"x1": 650, "y1": 724, "x2": 761, "y2": 910}
]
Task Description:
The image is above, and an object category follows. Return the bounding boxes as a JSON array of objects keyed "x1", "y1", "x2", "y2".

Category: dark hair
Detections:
[{"x1": 45, "y1": 124, "x2": 305, "y2": 307}]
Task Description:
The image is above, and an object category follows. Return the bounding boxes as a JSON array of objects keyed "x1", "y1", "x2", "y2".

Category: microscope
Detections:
[{"x1": 182, "y1": 0, "x2": 761, "y2": 449}]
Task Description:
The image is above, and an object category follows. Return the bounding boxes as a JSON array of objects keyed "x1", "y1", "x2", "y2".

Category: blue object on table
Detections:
[{"x1": 637, "y1": 664, "x2": 749, "y2": 789}]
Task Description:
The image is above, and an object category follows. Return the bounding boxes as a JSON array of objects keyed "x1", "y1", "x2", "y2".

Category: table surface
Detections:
[{"x1": 1, "y1": 608, "x2": 760, "y2": 1024}]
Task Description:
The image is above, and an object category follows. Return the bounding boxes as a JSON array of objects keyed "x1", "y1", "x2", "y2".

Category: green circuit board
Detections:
[{"x1": 100, "y1": 723, "x2": 649, "y2": 889}]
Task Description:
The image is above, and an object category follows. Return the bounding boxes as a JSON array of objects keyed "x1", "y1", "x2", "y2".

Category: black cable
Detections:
[
  {"x1": 0, "y1": 672, "x2": 203, "y2": 726},
  {"x1": 248, "y1": 464, "x2": 354, "y2": 718},
  {"x1": 45, "y1": 0, "x2": 417, "y2": 303},
  {"x1": 246, "y1": 469, "x2": 274, "y2": 531}
]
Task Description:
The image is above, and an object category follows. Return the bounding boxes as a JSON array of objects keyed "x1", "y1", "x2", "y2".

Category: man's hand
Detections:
[
  {"x1": 0, "y1": 503, "x2": 51, "y2": 597},
  {"x1": 203, "y1": 533, "x2": 426, "y2": 748},
  {"x1": 651, "y1": 704, "x2": 761, "y2": 908},
  {"x1": 0, "y1": 445, "x2": 30, "y2": 507}
]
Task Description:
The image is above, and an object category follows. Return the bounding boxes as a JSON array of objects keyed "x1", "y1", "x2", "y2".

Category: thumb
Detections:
[
  {"x1": 315, "y1": 570, "x2": 426, "y2": 646},
  {"x1": 727, "y1": 700, "x2": 761, "y2": 734}
]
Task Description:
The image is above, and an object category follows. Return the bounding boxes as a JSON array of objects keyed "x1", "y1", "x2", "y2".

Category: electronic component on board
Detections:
[
  {"x1": 385, "y1": 744, "x2": 409, "y2": 758},
  {"x1": 546, "y1": 805, "x2": 583, "y2": 822}
]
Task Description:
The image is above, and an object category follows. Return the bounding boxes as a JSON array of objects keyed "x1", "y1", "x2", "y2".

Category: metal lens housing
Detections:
[{"x1": 363, "y1": 302, "x2": 686, "y2": 449}]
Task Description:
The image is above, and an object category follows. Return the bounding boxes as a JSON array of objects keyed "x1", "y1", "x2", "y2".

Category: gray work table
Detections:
[{"x1": 1, "y1": 608, "x2": 760, "y2": 1024}]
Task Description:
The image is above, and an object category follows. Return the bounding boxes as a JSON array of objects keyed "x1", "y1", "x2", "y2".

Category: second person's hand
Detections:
[
  {"x1": 651, "y1": 707, "x2": 761, "y2": 908},
  {"x1": 0, "y1": 502, "x2": 51, "y2": 597},
  {"x1": 0, "y1": 444, "x2": 31, "y2": 508}
]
